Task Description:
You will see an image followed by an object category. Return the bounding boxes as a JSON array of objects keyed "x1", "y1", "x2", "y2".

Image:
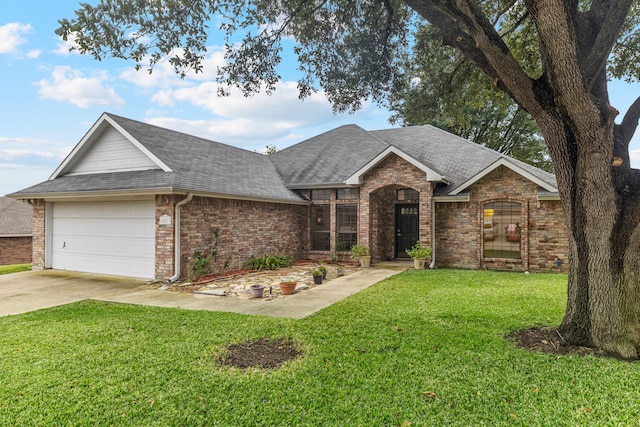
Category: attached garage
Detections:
[{"x1": 50, "y1": 200, "x2": 155, "y2": 279}]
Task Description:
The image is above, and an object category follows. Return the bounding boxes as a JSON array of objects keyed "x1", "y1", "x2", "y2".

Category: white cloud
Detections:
[
  {"x1": 27, "y1": 49, "x2": 41, "y2": 59},
  {"x1": 0, "y1": 136, "x2": 72, "y2": 163},
  {"x1": 0, "y1": 22, "x2": 32, "y2": 54},
  {"x1": 154, "y1": 81, "x2": 334, "y2": 123},
  {"x1": 120, "y1": 47, "x2": 225, "y2": 89},
  {"x1": 145, "y1": 81, "x2": 344, "y2": 146},
  {"x1": 36, "y1": 66, "x2": 124, "y2": 108},
  {"x1": 54, "y1": 33, "x2": 77, "y2": 55}
]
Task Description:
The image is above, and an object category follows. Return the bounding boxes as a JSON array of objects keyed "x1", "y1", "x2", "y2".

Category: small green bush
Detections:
[{"x1": 244, "y1": 254, "x2": 293, "y2": 271}]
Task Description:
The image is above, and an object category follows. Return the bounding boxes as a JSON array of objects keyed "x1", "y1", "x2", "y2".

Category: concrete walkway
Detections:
[{"x1": 0, "y1": 265, "x2": 406, "y2": 318}]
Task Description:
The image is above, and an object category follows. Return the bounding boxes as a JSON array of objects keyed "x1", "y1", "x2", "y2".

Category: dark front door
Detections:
[{"x1": 396, "y1": 204, "x2": 419, "y2": 258}]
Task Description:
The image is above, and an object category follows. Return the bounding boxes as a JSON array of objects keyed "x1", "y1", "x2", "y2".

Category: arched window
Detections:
[{"x1": 483, "y1": 201, "x2": 521, "y2": 259}]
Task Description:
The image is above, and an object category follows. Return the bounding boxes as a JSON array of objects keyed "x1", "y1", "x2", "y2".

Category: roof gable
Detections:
[
  {"x1": 51, "y1": 113, "x2": 171, "y2": 178},
  {"x1": 448, "y1": 157, "x2": 558, "y2": 195},
  {"x1": 345, "y1": 146, "x2": 447, "y2": 185}
]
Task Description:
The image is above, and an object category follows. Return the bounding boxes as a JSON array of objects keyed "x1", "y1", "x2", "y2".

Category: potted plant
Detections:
[
  {"x1": 336, "y1": 266, "x2": 345, "y2": 277},
  {"x1": 350, "y1": 244, "x2": 371, "y2": 268},
  {"x1": 312, "y1": 269, "x2": 324, "y2": 284},
  {"x1": 279, "y1": 281, "x2": 297, "y2": 295},
  {"x1": 318, "y1": 264, "x2": 328, "y2": 279},
  {"x1": 405, "y1": 241, "x2": 432, "y2": 270},
  {"x1": 249, "y1": 283, "x2": 265, "y2": 298}
]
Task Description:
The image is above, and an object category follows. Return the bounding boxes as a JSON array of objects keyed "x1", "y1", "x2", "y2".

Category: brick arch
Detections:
[{"x1": 367, "y1": 180, "x2": 422, "y2": 196}]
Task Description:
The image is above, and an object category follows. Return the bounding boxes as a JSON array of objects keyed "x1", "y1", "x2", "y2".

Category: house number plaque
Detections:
[{"x1": 159, "y1": 215, "x2": 172, "y2": 225}]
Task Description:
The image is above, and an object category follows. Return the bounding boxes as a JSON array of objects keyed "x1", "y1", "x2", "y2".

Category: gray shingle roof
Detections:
[
  {"x1": 270, "y1": 125, "x2": 389, "y2": 186},
  {"x1": 12, "y1": 114, "x2": 304, "y2": 203},
  {"x1": 0, "y1": 196, "x2": 32, "y2": 236},
  {"x1": 10, "y1": 113, "x2": 557, "y2": 201},
  {"x1": 370, "y1": 125, "x2": 557, "y2": 195},
  {"x1": 271, "y1": 123, "x2": 557, "y2": 196}
]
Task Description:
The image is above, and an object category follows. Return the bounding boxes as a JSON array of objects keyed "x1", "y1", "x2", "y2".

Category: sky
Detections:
[{"x1": 2, "y1": 1, "x2": 640, "y2": 197}]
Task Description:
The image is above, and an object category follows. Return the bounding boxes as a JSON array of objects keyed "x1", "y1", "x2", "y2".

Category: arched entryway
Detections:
[{"x1": 368, "y1": 185, "x2": 429, "y2": 262}]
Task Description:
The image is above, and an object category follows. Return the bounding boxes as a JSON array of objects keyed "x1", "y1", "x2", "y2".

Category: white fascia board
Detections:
[
  {"x1": 448, "y1": 158, "x2": 558, "y2": 195},
  {"x1": 345, "y1": 146, "x2": 446, "y2": 185},
  {"x1": 537, "y1": 192, "x2": 561, "y2": 201},
  {"x1": 433, "y1": 194, "x2": 470, "y2": 203},
  {"x1": 49, "y1": 114, "x2": 172, "y2": 179}
]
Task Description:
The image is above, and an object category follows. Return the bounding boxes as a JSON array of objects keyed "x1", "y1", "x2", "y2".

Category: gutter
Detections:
[
  {"x1": 429, "y1": 197, "x2": 436, "y2": 269},
  {"x1": 169, "y1": 192, "x2": 193, "y2": 282}
]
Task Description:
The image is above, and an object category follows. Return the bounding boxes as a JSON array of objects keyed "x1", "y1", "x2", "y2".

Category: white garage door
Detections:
[{"x1": 51, "y1": 201, "x2": 155, "y2": 279}]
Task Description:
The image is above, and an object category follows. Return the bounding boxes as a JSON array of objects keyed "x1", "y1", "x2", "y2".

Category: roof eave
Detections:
[{"x1": 9, "y1": 187, "x2": 310, "y2": 206}]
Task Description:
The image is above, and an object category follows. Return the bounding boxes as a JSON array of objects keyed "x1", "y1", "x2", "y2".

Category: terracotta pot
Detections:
[
  {"x1": 313, "y1": 275, "x2": 323, "y2": 285},
  {"x1": 249, "y1": 284, "x2": 265, "y2": 298},
  {"x1": 279, "y1": 281, "x2": 297, "y2": 295}
]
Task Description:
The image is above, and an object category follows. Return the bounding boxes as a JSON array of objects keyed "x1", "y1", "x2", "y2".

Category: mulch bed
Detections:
[
  {"x1": 216, "y1": 338, "x2": 303, "y2": 369},
  {"x1": 507, "y1": 327, "x2": 604, "y2": 357}
]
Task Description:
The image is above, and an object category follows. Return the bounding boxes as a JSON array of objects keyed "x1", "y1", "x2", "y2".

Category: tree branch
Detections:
[
  {"x1": 619, "y1": 96, "x2": 640, "y2": 147},
  {"x1": 582, "y1": 0, "x2": 635, "y2": 86}
]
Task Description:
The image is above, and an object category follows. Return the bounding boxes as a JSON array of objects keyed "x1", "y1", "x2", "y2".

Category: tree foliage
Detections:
[{"x1": 389, "y1": 24, "x2": 552, "y2": 171}]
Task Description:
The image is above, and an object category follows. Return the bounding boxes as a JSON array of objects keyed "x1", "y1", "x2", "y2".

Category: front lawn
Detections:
[
  {"x1": 1, "y1": 269, "x2": 638, "y2": 425},
  {"x1": 0, "y1": 264, "x2": 31, "y2": 275}
]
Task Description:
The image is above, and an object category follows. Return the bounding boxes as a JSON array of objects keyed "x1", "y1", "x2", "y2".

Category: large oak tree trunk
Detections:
[{"x1": 541, "y1": 118, "x2": 640, "y2": 359}]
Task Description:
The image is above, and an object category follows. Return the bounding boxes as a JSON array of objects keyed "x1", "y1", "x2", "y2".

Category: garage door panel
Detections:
[{"x1": 52, "y1": 201, "x2": 155, "y2": 279}]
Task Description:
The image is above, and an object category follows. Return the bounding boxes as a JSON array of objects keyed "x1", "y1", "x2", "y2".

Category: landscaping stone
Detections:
[{"x1": 164, "y1": 263, "x2": 357, "y2": 299}]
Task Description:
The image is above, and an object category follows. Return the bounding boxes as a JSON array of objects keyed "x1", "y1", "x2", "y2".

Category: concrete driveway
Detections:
[{"x1": 0, "y1": 266, "x2": 404, "y2": 318}]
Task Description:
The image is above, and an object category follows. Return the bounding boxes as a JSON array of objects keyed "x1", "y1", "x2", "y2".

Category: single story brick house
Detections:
[
  {"x1": 0, "y1": 196, "x2": 33, "y2": 265},
  {"x1": 9, "y1": 113, "x2": 568, "y2": 279}
]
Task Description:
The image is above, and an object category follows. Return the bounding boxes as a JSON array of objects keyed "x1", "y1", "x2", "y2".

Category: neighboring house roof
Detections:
[
  {"x1": 0, "y1": 197, "x2": 32, "y2": 237},
  {"x1": 9, "y1": 113, "x2": 558, "y2": 202}
]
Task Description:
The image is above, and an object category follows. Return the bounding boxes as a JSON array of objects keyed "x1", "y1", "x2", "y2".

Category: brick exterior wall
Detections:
[
  {"x1": 155, "y1": 195, "x2": 178, "y2": 279},
  {"x1": 435, "y1": 166, "x2": 569, "y2": 272},
  {"x1": 0, "y1": 236, "x2": 32, "y2": 265},
  {"x1": 171, "y1": 196, "x2": 308, "y2": 280},
  {"x1": 27, "y1": 163, "x2": 568, "y2": 277},
  {"x1": 31, "y1": 200, "x2": 46, "y2": 270}
]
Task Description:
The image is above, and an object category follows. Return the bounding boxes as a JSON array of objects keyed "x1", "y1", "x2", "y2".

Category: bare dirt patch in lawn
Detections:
[
  {"x1": 217, "y1": 338, "x2": 303, "y2": 369},
  {"x1": 508, "y1": 327, "x2": 605, "y2": 357}
]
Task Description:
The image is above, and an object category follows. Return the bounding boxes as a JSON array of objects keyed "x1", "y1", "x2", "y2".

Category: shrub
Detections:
[{"x1": 244, "y1": 254, "x2": 293, "y2": 271}]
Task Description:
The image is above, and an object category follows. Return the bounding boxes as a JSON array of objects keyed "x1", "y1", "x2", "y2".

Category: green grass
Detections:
[
  {"x1": 1, "y1": 269, "x2": 639, "y2": 426},
  {"x1": 0, "y1": 264, "x2": 31, "y2": 275}
]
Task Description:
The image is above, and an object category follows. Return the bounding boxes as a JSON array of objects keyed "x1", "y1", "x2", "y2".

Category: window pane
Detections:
[
  {"x1": 311, "y1": 205, "x2": 330, "y2": 251},
  {"x1": 311, "y1": 189, "x2": 331, "y2": 200},
  {"x1": 336, "y1": 204, "x2": 357, "y2": 251},
  {"x1": 397, "y1": 189, "x2": 419, "y2": 201},
  {"x1": 483, "y1": 201, "x2": 521, "y2": 259},
  {"x1": 337, "y1": 188, "x2": 359, "y2": 200}
]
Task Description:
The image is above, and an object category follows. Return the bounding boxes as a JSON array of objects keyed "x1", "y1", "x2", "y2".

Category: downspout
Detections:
[
  {"x1": 169, "y1": 193, "x2": 193, "y2": 282},
  {"x1": 429, "y1": 197, "x2": 436, "y2": 269}
]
